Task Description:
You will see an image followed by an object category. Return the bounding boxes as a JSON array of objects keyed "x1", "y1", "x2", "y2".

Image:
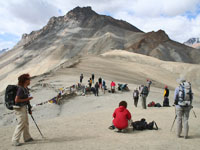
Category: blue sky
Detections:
[{"x1": 0, "y1": 0, "x2": 200, "y2": 49}]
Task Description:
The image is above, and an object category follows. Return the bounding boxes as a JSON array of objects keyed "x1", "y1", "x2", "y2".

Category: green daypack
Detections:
[{"x1": 142, "y1": 86, "x2": 149, "y2": 96}]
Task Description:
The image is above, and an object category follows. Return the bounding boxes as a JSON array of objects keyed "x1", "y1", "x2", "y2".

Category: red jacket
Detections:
[
  {"x1": 111, "y1": 82, "x2": 116, "y2": 87},
  {"x1": 112, "y1": 106, "x2": 131, "y2": 129}
]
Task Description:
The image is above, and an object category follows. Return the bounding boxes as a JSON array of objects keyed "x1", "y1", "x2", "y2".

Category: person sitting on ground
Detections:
[
  {"x1": 163, "y1": 85, "x2": 170, "y2": 107},
  {"x1": 91, "y1": 87, "x2": 96, "y2": 95},
  {"x1": 95, "y1": 82, "x2": 99, "y2": 96},
  {"x1": 109, "y1": 101, "x2": 132, "y2": 132},
  {"x1": 111, "y1": 81, "x2": 116, "y2": 93}
]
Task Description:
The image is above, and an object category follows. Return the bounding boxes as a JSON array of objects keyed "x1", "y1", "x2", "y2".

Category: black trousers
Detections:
[
  {"x1": 95, "y1": 88, "x2": 99, "y2": 96},
  {"x1": 134, "y1": 97, "x2": 139, "y2": 107}
]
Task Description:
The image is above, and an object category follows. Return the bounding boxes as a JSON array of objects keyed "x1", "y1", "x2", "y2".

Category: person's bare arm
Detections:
[{"x1": 15, "y1": 96, "x2": 33, "y2": 103}]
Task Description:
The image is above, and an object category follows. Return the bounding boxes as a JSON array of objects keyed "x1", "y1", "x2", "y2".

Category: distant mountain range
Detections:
[
  {"x1": 184, "y1": 38, "x2": 200, "y2": 49},
  {"x1": 0, "y1": 48, "x2": 9, "y2": 55},
  {"x1": 1, "y1": 6, "x2": 200, "y2": 91},
  {"x1": 1, "y1": 7, "x2": 199, "y2": 63},
  {"x1": 6, "y1": 6, "x2": 198, "y2": 64}
]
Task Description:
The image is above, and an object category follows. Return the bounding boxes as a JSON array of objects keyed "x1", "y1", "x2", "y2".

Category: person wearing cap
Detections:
[
  {"x1": 12, "y1": 74, "x2": 34, "y2": 146},
  {"x1": 174, "y1": 79, "x2": 193, "y2": 139},
  {"x1": 163, "y1": 85, "x2": 170, "y2": 106}
]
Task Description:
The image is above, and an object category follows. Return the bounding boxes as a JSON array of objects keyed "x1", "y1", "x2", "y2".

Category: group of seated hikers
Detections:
[{"x1": 79, "y1": 73, "x2": 131, "y2": 96}]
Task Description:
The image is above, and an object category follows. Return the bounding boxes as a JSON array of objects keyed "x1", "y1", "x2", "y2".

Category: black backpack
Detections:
[
  {"x1": 133, "y1": 90, "x2": 139, "y2": 98},
  {"x1": 131, "y1": 118, "x2": 147, "y2": 130},
  {"x1": 132, "y1": 118, "x2": 158, "y2": 130},
  {"x1": 154, "y1": 103, "x2": 162, "y2": 107},
  {"x1": 5, "y1": 85, "x2": 18, "y2": 110}
]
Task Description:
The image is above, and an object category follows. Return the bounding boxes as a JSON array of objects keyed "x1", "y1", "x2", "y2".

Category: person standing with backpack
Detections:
[
  {"x1": 12, "y1": 74, "x2": 34, "y2": 146},
  {"x1": 133, "y1": 88, "x2": 139, "y2": 107},
  {"x1": 174, "y1": 79, "x2": 193, "y2": 139},
  {"x1": 139, "y1": 85, "x2": 149, "y2": 109}
]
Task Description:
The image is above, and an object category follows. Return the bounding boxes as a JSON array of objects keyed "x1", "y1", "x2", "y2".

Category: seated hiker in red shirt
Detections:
[
  {"x1": 110, "y1": 81, "x2": 116, "y2": 93},
  {"x1": 109, "y1": 101, "x2": 132, "y2": 132}
]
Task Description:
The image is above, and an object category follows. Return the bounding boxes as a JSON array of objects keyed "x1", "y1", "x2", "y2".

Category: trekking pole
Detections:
[
  {"x1": 192, "y1": 110, "x2": 197, "y2": 118},
  {"x1": 170, "y1": 115, "x2": 177, "y2": 132},
  {"x1": 191, "y1": 105, "x2": 197, "y2": 118},
  {"x1": 30, "y1": 114, "x2": 44, "y2": 138}
]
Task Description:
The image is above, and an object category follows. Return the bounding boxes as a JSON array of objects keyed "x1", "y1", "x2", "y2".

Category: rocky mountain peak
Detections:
[
  {"x1": 66, "y1": 6, "x2": 98, "y2": 19},
  {"x1": 145, "y1": 30, "x2": 169, "y2": 42},
  {"x1": 17, "y1": 6, "x2": 142, "y2": 48},
  {"x1": 183, "y1": 37, "x2": 200, "y2": 49},
  {"x1": 184, "y1": 37, "x2": 200, "y2": 45}
]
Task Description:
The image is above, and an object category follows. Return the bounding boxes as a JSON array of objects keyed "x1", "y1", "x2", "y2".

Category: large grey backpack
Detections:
[{"x1": 178, "y1": 82, "x2": 193, "y2": 107}]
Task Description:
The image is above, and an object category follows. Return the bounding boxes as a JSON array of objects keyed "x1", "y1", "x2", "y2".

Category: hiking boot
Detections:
[
  {"x1": 12, "y1": 141, "x2": 21, "y2": 146},
  {"x1": 122, "y1": 129, "x2": 128, "y2": 133},
  {"x1": 117, "y1": 129, "x2": 122, "y2": 133},
  {"x1": 25, "y1": 138, "x2": 34, "y2": 142},
  {"x1": 108, "y1": 125, "x2": 115, "y2": 130}
]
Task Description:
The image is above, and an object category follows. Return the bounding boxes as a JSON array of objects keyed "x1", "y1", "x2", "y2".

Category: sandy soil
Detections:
[
  {"x1": 0, "y1": 75, "x2": 200, "y2": 150},
  {"x1": 0, "y1": 50, "x2": 200, "y2": 150}
]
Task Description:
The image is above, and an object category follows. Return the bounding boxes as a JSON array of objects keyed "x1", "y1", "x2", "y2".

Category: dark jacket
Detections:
[
  {"x1": 95, "y1": 83, "x2": 99, "y2": 89},
  {"x1": 164, "y1": 88, "x2": 169, "y2": 97},
  {"x1": 98, "y1": 78, "x2": 102, "y2": 84},
  {"x1": 133, "y1": 90, "x2": 139, "y2": 98}
]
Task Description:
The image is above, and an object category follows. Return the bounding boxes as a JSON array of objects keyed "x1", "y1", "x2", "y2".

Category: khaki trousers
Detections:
[
  {"x1": 176, "y1": 106, "x2": 191, "y2": 137},
  {"x1": 12, "y1": 106, "x2": 31, "y2": 142}
]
